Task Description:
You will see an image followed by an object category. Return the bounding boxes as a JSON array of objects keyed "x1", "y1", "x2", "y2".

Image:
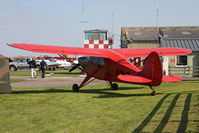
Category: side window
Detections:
[
  {"x1": 27, "y1": 58, "x2": 31, "y2": 63},
  {"x1": 116, "y1": 70, "x2": 120, "y2": 76},
  {"x1": 115, "y1": 70, "x2": 125, "y2": 75},
  {"x1": 20, "y1": 59, "x2": 26, "y2": 63},
  {"x1": 120, "y1": 71, "x2": 124, "y2": 75},
  {"x1": 98, "y1": 58, "x2": 104, "y2": 65},
  {"x1": 90, "y1": 57, "x2": 104, "y2": 65},
  {"x1": 176, "y1": 55, "x2": 187, "y2": 66}
]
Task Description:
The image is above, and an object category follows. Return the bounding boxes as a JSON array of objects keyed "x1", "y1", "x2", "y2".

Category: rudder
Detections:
[{"x1": 139, "y1": 52, "x2": 163, "y2": 86}]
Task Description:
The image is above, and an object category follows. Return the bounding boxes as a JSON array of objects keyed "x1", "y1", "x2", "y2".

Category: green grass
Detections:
[
  {"x1": 10, "y1": 70, "x2": 81, "y2": 77},
  {"x1": 10, "y1": 71, "x2": 42, "y2": 76},
  {"x1": 0, "y1": 81, "x2": 198, "y2": 133},
  {"x1": 10, "y1": 70, "x2": 32, "y2": 76},
  {"x1": 10, "y1": 79, "x2": 26, "y2": 83},
  {"x1": 50, "y1": 72, "x2": 81, "y2": 77}
]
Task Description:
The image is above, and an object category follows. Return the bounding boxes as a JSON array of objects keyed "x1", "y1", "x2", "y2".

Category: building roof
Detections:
[
  {"x1": 122, "y1": 26, "x2": 199, "y2": 41},
  {"x1": 160, "y1": 27, "x2": 199, "y2": 38},
  {"x1": 122, "y1": 27, "x2": 158, "y2": 41},
  {"x1": 84, "y1": 29, "x2": 108, "y2": 33},
  {"x1": 128, "y1": 30, "x2": 158, "y2": 41},
  {"x1": 160, "y1": 38, "x2": 199, "y2": 51}
]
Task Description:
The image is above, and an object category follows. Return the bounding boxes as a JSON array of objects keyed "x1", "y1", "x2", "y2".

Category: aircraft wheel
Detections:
[
  {"x1": 72, "y1": 84, "x2": 79, "y2": 92},
  {"x1": 112, "y1": 83, "x2": 118, "y2": 90},
  {"x1": 151, "y1": 92, "x2": 156, "y2": 96}
]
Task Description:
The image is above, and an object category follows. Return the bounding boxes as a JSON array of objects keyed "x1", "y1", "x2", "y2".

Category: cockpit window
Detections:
[
  {"x1": 89, "y1": 57, "x2": 104, "y2": 65},
  {"x1": 78, "y1": 56, "x2": 89, "y2": 63},
  {"x1": 78, "y1": 56, "x2": 104, "y2": 66}
]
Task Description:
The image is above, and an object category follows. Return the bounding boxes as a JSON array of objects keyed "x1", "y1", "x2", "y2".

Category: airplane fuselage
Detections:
[{"x1": 78, "y1": 56, "x2": 140, "y2": 83}]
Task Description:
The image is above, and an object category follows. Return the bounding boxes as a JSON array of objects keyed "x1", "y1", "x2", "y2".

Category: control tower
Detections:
[{"x1": 84, "y1": 29, "x2": 109, "y2": 49}]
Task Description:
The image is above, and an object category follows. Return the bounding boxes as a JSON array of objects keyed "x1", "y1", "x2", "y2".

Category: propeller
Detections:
[{"x1": 69, "y1": 64, "x2": 81, "y2": 72}]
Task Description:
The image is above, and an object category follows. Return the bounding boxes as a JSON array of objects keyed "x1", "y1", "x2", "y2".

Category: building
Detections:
[
  {"x1": 84, "y1": 29, "x2": 109, "y2": 49},
  {"x1": 121, "y1": 26, "x2": 199, "y2": 77},
  {"x1": 121, "y1": 27, "x2": 159, "y2": 48},
  {"x1": 160, "y1": 38, "x2": 199, "y2": 77}
]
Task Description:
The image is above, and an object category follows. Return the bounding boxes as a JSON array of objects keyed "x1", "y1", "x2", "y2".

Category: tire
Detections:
[
  {"x1": 111, "y1": 83, "x2": 118, "y2": 90},
  {"x1": 151, "y1": 92, "x2": 156, "y2": 96},
  {"x1": 9, "y1": 65, "x2": 17, "y2": 71},
  {"x1": 72, "y1": 84, "x2": 79, "y2": 92}
]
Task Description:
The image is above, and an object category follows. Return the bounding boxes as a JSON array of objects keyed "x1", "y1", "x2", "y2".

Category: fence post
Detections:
[
  {"x1": 188, "y1": 66, "x2": 191, "y2": 77},
  {"x1": 184, "y1": 67, "x2": 186, "y2": 75}
]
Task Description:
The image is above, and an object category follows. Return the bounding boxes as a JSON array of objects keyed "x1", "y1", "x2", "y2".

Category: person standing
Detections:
[
  {"x1": 28, "y1": 58, "x2": 37, "y2": 78},
  {"x1": 40, "y1": 58, "x2": 47, "y2": 78}
]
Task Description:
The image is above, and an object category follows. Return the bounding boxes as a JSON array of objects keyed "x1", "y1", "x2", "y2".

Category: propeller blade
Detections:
[{"x1": 69, "y1": 64, "x2": 80, "y2": 72}]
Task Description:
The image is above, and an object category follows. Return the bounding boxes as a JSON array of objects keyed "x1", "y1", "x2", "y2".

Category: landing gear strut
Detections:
[
  {"x1": 149, "y1": 86, "x2": 156, "y2": 96},
  {"x1": 72, "y1": 75, "x2": 94, "y2": 92}
]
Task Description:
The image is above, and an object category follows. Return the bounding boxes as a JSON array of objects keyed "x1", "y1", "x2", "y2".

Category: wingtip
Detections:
[
  {"x1": 7, "y1": 43, "x2": 18, "y2": 48},
  {"x1": 187, "y1": 49, "x2": 192, "y2": 54},
  {"x1": 7, "y1": 43, "x2": 14, "y2": 47}
]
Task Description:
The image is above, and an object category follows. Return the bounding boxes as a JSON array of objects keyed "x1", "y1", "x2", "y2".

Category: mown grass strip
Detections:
[
  {"x1": 177, "y1": 93, "x2": 192, "y2": 133},
  {"x1": 154, "y1": 94, "x2": 180, "y2": 133},
  {"x1": 132, "y1": 94, "x2": 170, "y2": 133}
]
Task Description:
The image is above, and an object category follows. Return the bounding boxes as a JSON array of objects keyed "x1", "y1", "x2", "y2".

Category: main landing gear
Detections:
[
  {"x1": 149, "y1": 86, "x2": 156, "y2": 96},
  {"x1": 72, "y1": 84, "x2": 79, "y2": 92},
  {"x1": 72, "y1": 75, "x2": 119, "y2": 92},
  {"x1": 72, "y1": 75, "x2": 93, "y2": 92},
  {"x1": 108, "y1": 81, "x2": 118, "y2": 90}
]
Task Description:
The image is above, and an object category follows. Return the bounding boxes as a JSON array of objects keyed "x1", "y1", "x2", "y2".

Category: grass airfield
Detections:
[{"x1": 0, "y1": 81, "x2": 198, "y2": 133}]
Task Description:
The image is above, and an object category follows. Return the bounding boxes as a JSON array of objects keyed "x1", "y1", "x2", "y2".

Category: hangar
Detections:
[{"x1": 121, "y1": 26, "x2": 199, "y2": 77}]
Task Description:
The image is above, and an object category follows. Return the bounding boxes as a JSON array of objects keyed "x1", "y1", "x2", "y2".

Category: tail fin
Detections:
[{"x1": 139, "y1": 52, "x2": 163, "y2": 86}]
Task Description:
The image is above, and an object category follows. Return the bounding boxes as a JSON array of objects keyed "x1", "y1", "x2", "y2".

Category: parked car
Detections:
[{"x1": 9, "y1": 58, "x2": 31, "y2": 71}]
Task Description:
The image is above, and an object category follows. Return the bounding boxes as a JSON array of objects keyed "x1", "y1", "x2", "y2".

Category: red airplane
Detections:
[{"x1": 8, "y1": 43, "x2": 192, "y2": 95}]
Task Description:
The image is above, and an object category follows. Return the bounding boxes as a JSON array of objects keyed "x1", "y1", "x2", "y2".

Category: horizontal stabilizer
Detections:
[
  {"x1": 162, "y1": 74, "x2": 183, "y2": 82},
  {"x1": 118, "y1": 74, "x2": 151, "y2": 83}
]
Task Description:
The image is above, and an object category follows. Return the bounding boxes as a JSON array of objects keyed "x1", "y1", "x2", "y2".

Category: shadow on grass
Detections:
[
  {"x1": 11, "y1": 86, "x2": 159, "y2": 98},
  {"x1": 177, "y1": 93, "x2": 192, "y2": 133},
  {"x1": 132, "y1": 94, "x2": 170, "y2": 133},
  {"x1": 12, "y1": 88, "x2": 71, "y2": 94},
  {"x1": 83, "y1": 87, "x2": 162, "y2": 98},
  {"x1": 154, "y1": 94, "x2": 180, "y2": 133},
  {"x1": 132, "y1": 93, "x2": 193, "y2": 133}
]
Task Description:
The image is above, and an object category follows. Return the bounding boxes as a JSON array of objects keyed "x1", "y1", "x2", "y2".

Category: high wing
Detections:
[
  {"x1": 7, "y1": 43, "x2": 192, "y2": 58},
  {"x1": 113, "y1": 47, "x2": 192, "y2": 58},
  {"x1": 7, "y1": 43, "x2": 105, "y2": 57}
]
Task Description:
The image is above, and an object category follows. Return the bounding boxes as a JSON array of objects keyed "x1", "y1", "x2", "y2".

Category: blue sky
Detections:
[{"x1": 0, "y1": 0, "x2": 199, "y2": 57}]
